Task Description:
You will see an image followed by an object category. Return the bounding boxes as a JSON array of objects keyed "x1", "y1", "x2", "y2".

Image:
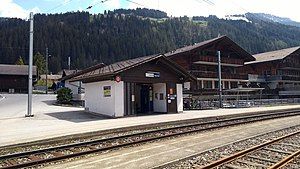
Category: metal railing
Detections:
[
  {"x1": 189, "y1": 70, "x2": 248, "y2": 80},
  {"x1": 184, "y1": 98, "x2": 300, "y2": 110}
]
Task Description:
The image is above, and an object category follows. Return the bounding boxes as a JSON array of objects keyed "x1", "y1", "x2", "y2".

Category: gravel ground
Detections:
[{"x1": 159, "y1": 125, "x2": 300, "y2": 169}]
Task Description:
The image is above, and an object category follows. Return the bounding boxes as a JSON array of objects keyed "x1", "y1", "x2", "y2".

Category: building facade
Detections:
[
  {"x1": 245, "y1": 46, "x2": 300, "y2": 98},
  {"x1": 165, "y1": 36, "x2": 255, "y2": 100},
  {"x1": 0, "y1": 64, "x2": 37, "y2": 93}
]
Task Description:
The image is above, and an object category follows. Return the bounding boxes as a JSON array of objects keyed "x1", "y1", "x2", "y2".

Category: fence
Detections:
[{"x1": 184, "y1": 98, "x2": 300, "y2": 110}]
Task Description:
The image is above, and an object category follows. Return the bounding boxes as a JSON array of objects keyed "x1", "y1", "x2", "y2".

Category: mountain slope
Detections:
[{"x1": 0, "y1": 9, "x2": 300, "y2": 73}]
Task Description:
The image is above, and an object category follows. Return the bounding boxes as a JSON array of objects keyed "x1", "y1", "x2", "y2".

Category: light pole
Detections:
[
  {"x1": 217, "y1": 50, "x2": 222, "y2": 108},
  {"x1": 26, "y1": 12, "x2": 34, "y2": 117},
  {"x1": 45, "y1": 47, "x2": 48, "y2": 94}
]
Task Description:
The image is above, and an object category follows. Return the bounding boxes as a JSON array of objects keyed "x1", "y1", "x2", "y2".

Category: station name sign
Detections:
[{"x1": 145, "y1": 71, "x2": 160, "y2": 78}]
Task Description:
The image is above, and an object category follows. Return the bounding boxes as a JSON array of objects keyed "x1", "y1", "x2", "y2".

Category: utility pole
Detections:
[
  {"x1": 26, "y1": 12, "x2": 34, "y2": 117},
  {"x1": 217, "y1": 50, "x2": 222, "y2": 108},
  {"x1": 45, "y1": 47, "x2": 48, "y2": 94}
]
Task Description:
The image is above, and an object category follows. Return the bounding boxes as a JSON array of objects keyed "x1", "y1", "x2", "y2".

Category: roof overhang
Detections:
[
  {"x1": 70, "y1": 55, "x2": 196, "y2": 83},
  {"x1": 166, "y1": 35, "x2": 255, "y2": 62},
  {"x1": 61, "y1": 63, "x2": 106, "y2": 81}
]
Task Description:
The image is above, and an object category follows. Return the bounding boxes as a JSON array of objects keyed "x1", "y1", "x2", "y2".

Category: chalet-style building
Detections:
[
  {"x1": 0, "y1": 64, "x2": 37, "y2": 93},
  {"x1": 245, "y1": 46, "x2": 300, "y2": 98},
  {"x1": 70, "y1": 54, "x2": 194, "y2": 117},
  {"x1": 165, "y1": 36, "x2": 256, "y2": 100},
  {"x1": 39, "y1": 74, "x2": 62, "y2": 84},
  {"x1": 59, "y1": 64, "x2": 105, "y2": 100},
  {"x1": 59, "y1": 69, "x2": 82, "y2": 95}
]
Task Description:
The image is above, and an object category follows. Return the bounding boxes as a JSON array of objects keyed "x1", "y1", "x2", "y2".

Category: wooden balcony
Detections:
[
  {"x1": 193, "y1": 56, "x2": 244, "y2": 67},
  {"x1": 266, "y1": 75, "x2": 300, "y2": 81},
  {"x1": 190, "y1": 70, "x2": 248, "y2": 80}
]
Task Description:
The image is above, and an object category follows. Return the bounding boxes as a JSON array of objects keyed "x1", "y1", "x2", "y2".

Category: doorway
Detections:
[{"x1": 136, "y1": 84, "x2": 153, "y2": 114}]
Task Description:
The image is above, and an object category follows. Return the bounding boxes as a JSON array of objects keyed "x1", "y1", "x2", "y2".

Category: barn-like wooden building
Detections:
[{"x1": 0, "y1": 64, "x2": 37, "y2": 93}]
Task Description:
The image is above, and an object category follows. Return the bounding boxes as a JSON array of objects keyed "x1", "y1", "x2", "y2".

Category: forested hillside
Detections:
[{"x1": 1, "y1": 8, "x2": 300, "y2": 73}]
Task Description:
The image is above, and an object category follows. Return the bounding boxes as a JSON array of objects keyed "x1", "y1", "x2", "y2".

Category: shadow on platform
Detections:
[
  {"x1": 45, "y1": 111, "x2": 110, "y2": 123},
  {"x1": 42, "y1": 100, "x2": 56, "y2": 106}
]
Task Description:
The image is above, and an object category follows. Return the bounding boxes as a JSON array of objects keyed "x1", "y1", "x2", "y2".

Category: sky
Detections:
[{"x1": 1, "y1": 0, "x2": 300, "y2": 22}]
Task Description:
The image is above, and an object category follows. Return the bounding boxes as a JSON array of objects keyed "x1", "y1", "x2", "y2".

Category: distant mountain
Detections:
[
  {"x1": 246, "y1": 13, "x2": 300, "y2": 28},
  {"x1": 225, "y1": 14, "x2": 250, "y2": 22}
]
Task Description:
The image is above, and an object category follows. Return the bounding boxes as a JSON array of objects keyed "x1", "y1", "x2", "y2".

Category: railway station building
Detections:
[{"x1": 71, "y1": 54, "x2": 195, "y2": 117}]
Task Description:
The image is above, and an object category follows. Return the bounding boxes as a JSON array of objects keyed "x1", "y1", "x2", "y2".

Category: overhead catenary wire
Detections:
[
  {"x1": 202, "y1": 0, "x2": 215, "y2": 6},
  {"x1": 86, "y1": 0, "x2": 111, "y2": 10},
  {"x1": 45, "y1": 0, "x2": 77, "y2": 13},
  {"x1": 125, "y1": 0, "x2": 145, "y2": 7},
  {"x1": 86, "y1": 0, "x2": 147, "y2": 10}
]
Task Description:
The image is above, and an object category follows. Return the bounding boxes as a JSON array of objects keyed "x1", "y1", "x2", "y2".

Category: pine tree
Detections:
[
  {"x1": 33, "y1": 52, "x2": 46, "y2": 75},
  {"x1": 15, "y1": 56, "x2": 25, "y2": 65}
]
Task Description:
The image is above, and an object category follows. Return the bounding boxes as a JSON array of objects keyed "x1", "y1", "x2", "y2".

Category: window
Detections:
[
  {"x1": 224, "y1": 81, "x2": 229, "y2": 89},
  {"x1": 277, "y1": 70, "x2": 283, "y2": 75},
  {"x1": 214, "y1": 81, "x2": 220, "y2": 89},
  {"x1": 264, "y1": 70, "x2": 271, "y2": 76},
  {"x1": 203, "y1": 81, "x2": 212, "y2": 89},
  {"x1": 231, "y1": 82, "x2": 238, "y2": 88},
  {"x1": 196, "y1": 80, "x2": 202, "y2": 89}
]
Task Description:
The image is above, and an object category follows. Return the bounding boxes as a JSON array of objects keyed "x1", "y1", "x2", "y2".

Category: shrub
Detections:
[{"x1": 56, "y1": 87, "x2": 73, "y2": 104}]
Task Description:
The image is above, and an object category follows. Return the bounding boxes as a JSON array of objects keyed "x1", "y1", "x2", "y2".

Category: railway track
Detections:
[
  {"x1": 1, "y1": 110, "x2": 300, "y2": 169},
  {"x1": 200, "y1": 131, "x2": 300, "y2": 169}
]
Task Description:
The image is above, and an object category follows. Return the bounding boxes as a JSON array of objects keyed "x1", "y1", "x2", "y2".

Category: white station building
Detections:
[{"x1": 71, "y1": 54, "x2": 195, "y2": 117}]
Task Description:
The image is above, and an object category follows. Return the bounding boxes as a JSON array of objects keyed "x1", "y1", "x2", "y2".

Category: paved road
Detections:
[{"x1": 0, "y1": 94, "x2": 58, "y2": 119}]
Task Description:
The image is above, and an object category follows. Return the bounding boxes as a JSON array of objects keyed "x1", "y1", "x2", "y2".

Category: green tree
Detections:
[
  {"x1": 56, "y1": 87, "x2": 73, "y2": 104},
  {"x1": 33, "y1": 52, "x2": 46, "y2": 75},
  {"x1": 15, "y1": 56, "x2": 25, "y2": 65}
]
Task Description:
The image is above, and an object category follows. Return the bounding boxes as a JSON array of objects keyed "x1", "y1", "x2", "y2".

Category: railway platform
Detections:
[{"x1": 0, "y1": 103, "x2": 300, "y2": 147}]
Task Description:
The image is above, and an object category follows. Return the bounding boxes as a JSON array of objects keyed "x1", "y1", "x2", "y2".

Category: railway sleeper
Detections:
[
  {"x1": 235, "y1": 159, "x2": 268, "y2": 168},
  {"x1": 246, "y1": 155, "x2": 277, "y2": 163},
  {"x1": 262, "y1": 148, "x2": 293, "y2": 154}
]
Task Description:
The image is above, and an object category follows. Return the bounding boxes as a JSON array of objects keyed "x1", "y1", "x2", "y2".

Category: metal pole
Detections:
[
  {"x1": 26, "y1": 12, "x2": 34, "y2": 117},
  {"x1": 217, "y1": 50, "x2": 222, "y2": 108},
  {"x1": 68, "y1": 56, "x2": 71, "y2": 70},
  {"x1": 46, "y1": 47, "x2": 48, "y2": 94}
]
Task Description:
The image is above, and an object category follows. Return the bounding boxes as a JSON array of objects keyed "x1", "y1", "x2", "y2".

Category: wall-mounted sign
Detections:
[
  {"x1": 145, "y1": 71, "x2": 160, "y2": 78},
  {"x1": 115, "y1": 76, "x2": 121, "y2": 82},
  {"x1": 169, "y1": 88, "x2": 174, "y2": 94},
  {"x1": 103, "y1": 86, "x2": 111, "y2": 97}
]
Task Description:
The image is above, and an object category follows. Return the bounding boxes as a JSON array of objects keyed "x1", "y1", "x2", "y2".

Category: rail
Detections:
[{"x1": 200, "y1": 131, "x2": 300, "y2": 169}]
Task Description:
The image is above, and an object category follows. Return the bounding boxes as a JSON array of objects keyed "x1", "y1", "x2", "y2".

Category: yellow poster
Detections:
[{"x1": 103, "y1": 86, "x2": 111, "y2": 97}]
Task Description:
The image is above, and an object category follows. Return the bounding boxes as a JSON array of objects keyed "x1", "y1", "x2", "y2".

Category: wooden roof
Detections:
[
  {"x1": 40, "y1": 74, "x2": 62, "y2": 80},
  {"x1": 60, "y1": 63, "x2": 105, "y2": 81},
  {"x1": 165, "y1": 35, "x2": 255, "y2": 62},
  {"x1": 70, "y1": 54, "x2": 195, "y2": 82},
  {"x1": 246, "y1": 46, "x2": 300, "y2": 64},
  {"x1": 0, "y1": 64, "x2": 37, "y2": 76}
]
